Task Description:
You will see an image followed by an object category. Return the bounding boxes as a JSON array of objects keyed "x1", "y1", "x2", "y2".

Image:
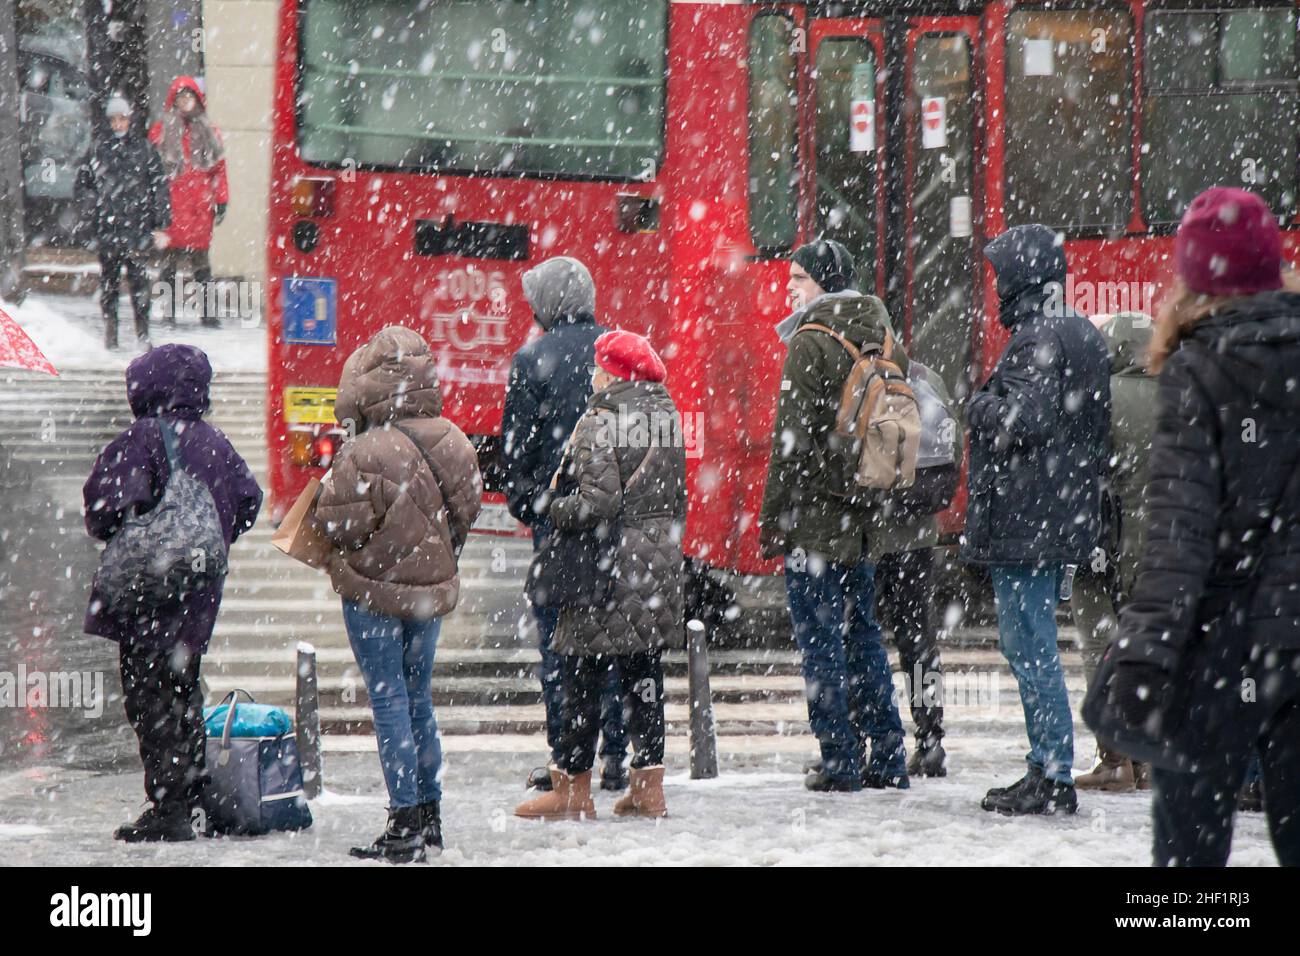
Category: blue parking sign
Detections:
[{"x1": 282, "y1": 277, "x2": 337, "y2": 345}]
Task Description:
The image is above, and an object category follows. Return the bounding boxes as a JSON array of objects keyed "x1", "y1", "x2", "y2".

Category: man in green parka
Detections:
[{"x1": 759, "y1": 240, "x2": 925, "y2": 792}]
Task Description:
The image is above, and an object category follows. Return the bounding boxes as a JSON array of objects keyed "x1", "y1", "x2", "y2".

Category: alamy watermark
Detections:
[
  {"x1": 151, "y1": 279, "x2": 263, "y2": 327},
  {"x1": 594, "y1": 405, "x2": 705, "y2": 460},
  {"x1": 1044, "y1": 275, "x2": 1156, "y2": 320},
  {"x1": 0, "y1": 665, "x2": 105, "y2": 718}
]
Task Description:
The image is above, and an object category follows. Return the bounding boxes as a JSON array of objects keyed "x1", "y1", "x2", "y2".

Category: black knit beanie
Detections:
[{"x1": 791, "y1": 239, "x2": 856, "y2": 294}]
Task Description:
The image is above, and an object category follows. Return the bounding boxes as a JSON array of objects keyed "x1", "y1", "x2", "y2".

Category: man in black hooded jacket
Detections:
[
  {"x1": 501, "y1": 256, "x2": 628, "y2": 792},
  {"x1": 76, "y1": 96, "x2": 170, "y2": 350},
  {"x1": 962, "y1": 224, "x2": 1111, "y2": 815}
]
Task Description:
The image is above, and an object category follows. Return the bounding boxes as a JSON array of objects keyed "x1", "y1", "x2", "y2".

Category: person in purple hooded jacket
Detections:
[{"x1": 83, "y1": 344, "x2": 262, "y2": 842}]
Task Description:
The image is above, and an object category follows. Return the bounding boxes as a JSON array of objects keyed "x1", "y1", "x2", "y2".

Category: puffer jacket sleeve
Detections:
[
  {"x1": 229, "y1": 449, "x2": 263, "y2": 541},
  {"x1": 315, "y1": 436, "x2": 388, "y2": 551},
  {"x1": 1116, "y1": 349, "x2": 1222, "y2": 669},
  {"x1": 968, "y1": 333, "x2": 1059, "y2": 448},
  {"x1": 428, "y1": 425, "x2": 483, "y2": 554},
  {"x1": 549, "y1": 411, "x2": 621, "y2": 532}
]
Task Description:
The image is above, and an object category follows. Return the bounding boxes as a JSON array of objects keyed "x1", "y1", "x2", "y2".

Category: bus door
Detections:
[
  {"x1": 807, "y1": 18, "x2": 887, "y2": 296},
  {"x1": 900, "y1": 19, "x2": 982, "y2": 406},
  {"x1": 900, "y1": 17, "x2": 982, "y2": 536}
]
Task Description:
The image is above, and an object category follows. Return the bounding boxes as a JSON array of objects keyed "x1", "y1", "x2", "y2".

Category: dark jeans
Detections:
[
  {"x1": 342, "y1": 600, "x2": 442, "y2": 807},
  {"x1": 159, "y1": 247, "x2": 214, "y2": 325},
  {"x1": 99, "y1": 250, "x2": 151, "y2": 345},
  {"x1": 876, "y1": 548, "x2": 945, "y2": 747},
  {"x1": 557, "y1": 651, "x2": 665, "y2": 775},
  {"x1": 786, "y1": 555, "x2": 907, "y2": 784},
  {"x1": 1152, "y1": 652, "x2": 1300, "y2": 867},
  {"x1": 119, "y1": 641, "x2": 206, "y2": 812},
  {"x1": 531, "y1": 527, "x2": 627, "y2": 767}
]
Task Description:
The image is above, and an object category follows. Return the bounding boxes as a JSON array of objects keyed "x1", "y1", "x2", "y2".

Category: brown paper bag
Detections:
[{"x1": 271, "y1": 477, "x2": 332, "y2": 568}]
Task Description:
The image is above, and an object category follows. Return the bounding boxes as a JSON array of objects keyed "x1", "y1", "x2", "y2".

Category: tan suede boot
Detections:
[
  {"x1": 613, "y1": 766, "x2": 668, "y2": 818},
  {"x1": 515, "y1": 769, "x2": 597, "y2": 821},
  {"x1": 1075, "y1": 745, "x2": 1136, "y2": 792},
  {"x1": 515, "y1": 769, "x2": 570, "y2": 820},
  {"x1": 1133, "y1": 761, "x2": 1151, "y2": 791}
]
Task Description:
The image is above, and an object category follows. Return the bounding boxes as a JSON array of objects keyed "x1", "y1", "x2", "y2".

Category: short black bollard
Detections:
[
  {"x1": 295, "y1": 641, "x2": 323, "y2": 799},
  {"x1": 686, "y1": 618, "x2": 718, "y2": 779}
]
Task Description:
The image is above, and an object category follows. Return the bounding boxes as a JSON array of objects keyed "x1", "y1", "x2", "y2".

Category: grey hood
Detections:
[
  {"x1": 521, "y1": 256, "x2": 596, "y2": 330},
  {"x1": 774, "y1": 289, "x2": 868, "y2": 344}
]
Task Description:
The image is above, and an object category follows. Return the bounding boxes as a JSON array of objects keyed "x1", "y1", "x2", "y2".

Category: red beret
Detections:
[{"x1": 594, "y1": 330, "x2": 667, "y2": 383}]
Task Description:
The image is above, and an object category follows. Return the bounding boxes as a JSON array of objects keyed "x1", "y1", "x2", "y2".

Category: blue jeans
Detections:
[
  {"x1": 532, "y1": 527, "x2": 628, "y2": 767},
  {"x1": 342, "y1": 600, "x2": 443, "y2": 807},
  {"x1": 785, "y1": 556, "x2": 907, "y2": 784},
  {"x1": 990, "y1": 564, "x2": 1074, "y2": 784}
]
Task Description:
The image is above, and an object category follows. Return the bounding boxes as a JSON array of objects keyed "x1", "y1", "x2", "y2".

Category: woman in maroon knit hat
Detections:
[{"x1": 1107, "y1": 187, "x2": 1300, "y2": 866}]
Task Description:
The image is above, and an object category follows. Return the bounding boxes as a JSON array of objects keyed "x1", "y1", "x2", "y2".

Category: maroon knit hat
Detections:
[
  {"x1": 594, "y1": 330, "x2": 667, "y2": 383},
  {"x1": 1174, "y1": 188, "x2": 1284, "y2": 296}
]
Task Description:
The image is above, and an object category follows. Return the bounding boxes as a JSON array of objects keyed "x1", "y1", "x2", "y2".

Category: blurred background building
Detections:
[{"x1": 4, "y1": 0, "x2": 274, "y2": 290}]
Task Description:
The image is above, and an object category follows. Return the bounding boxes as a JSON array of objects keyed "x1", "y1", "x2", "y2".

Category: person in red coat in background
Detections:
[{"x1": 149, "y1": 76, "x2": 228, "y2": 328}]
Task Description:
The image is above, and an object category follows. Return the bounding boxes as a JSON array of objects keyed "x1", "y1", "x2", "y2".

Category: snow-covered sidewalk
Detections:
[
  {"x1": 5, "y1": 292, "x2": 266, "y2": 373},
  {"x1": 1, "y1": 739, "x2": 1278, "y2": 867}
]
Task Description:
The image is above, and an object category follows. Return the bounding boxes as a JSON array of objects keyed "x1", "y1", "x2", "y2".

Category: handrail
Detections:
[
  {"x1": 304, "y1": 59, "x2": 661, "y2": 88},
  {"x1": 309, "y1": 120, "x2": 658, "y2": 151}
]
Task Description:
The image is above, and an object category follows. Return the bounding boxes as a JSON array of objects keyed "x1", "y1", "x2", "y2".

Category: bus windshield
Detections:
[{"x1": 298, "y1": 0, "x2": 667, "y2": 180}]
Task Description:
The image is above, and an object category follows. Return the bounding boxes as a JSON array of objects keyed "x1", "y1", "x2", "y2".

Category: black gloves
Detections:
[{"x1": 214, "y1": 203, "x2": 227, "y2": 225}]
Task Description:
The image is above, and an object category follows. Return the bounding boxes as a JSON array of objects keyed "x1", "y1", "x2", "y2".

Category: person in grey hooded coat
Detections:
[{"x1": 500, "y1": 256, "x2": 628, "y2": 791}]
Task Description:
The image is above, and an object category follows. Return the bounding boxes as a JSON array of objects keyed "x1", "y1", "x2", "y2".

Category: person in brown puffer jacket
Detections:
[
  {"x1": 316, "y1": 326, "x2": 481, "y2": 862},
  {"x1": 515, "y1": 330, "x2": 687, "y2": 822}
]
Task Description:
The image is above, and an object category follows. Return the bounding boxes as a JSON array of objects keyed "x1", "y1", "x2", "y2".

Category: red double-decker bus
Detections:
[{"x1": 266, "y1": 0, "x2": 1300, "y2": 603}]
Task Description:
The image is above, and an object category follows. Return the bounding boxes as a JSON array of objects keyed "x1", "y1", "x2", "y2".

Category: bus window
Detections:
[
  {"x1": 813, "y1": 38, "x2": 877, "y2": 281},
  {"x1": 747, "y1": 14, "x2": 799, "y2": 253},
  {"x1": 1143, "y1": 6, "x2": 1298, "y2": 224},
  {"x1": 1003, "y1": 8, "x2": 1134, "y2": 234},
  {"x1": 298, "y1": 0, "x2": 667, "y2": 180}
]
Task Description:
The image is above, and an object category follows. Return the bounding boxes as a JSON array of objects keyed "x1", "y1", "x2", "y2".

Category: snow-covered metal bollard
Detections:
[
  {"x1": 686, "y1": 618, "x2": 718, "y2": 779},
  {"x1": 295, "y1": 641, "x2": 323, "y2": 798}
]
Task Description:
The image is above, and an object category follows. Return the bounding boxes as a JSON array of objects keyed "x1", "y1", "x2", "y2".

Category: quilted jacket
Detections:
[
  {"x1": 316, "y1": 327, "x2": 482, "y2": 619},
  {"x1": 549, "y1": 379, "x2": 688, "y2": 656}
]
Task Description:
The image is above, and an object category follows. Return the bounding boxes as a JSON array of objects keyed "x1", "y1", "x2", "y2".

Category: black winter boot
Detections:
[
  {"x1": 349, "y1": 807, "x2": 427, "y2": 863},
  {"x1": 980, "y1": 766, "x2": 1043, "y2": 811},
  {"x1": 805, "y1": 768, "x2": 862, "y2": 792},
  {"x1": 526, "y1": 766, "x2": 554, "y2": 791},
  {"x1": 419, "y1": 800, "x2": 443, "y2": 852},
  {"x1": 113, "y1": 805, "x2": 195, "y2": 843},
  {"x1": 907, "y1": 740, "x2": 948, "y2": 778},
  {"x1": 863, "y1": 768, "x2": 911, "y2": 790},
  {"x1": 600, "y1": 757, "x2": 629, "y2": 792},
  {"x1": 986, "y1": 774, "x2": 1078, "y2": 816}
]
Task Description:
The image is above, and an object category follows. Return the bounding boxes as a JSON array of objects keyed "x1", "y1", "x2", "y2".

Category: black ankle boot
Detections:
[
  {"x1": 349, "y1": 806, "x2": 426, "y2": 863},
  {"x1": 113, "y1": 805, "x2": 195, "y2": 843},
  {"x1": 600, "y1": 757, "x2": 629, "y2": 792},
  {"x1": 418, "y1": 800, "x2": 443, "y2": 852}
]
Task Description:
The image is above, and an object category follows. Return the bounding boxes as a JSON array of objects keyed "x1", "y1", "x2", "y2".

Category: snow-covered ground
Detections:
[
  {"x1": 1, "y1": 737, "x2": 1278, "y2": 867},
  {"x1": 5, "y1": 292, "x2": 266, "y2": 373}
]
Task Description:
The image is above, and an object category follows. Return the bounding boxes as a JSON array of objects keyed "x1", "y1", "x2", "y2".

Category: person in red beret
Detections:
[
  {"x1": 1108, "y1": 187, "x2": 1300, "y2": 866},
  {"x1": 516, "y1": 330, "x2": 687, "y2": 821}
]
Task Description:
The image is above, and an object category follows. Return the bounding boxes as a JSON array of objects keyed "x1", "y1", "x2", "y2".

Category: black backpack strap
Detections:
[
  {"x1": 156, "y1": 417, "x2": 182, "y2": 473},
  {"x1": 392, "y1": 422, "x2": 440, "y2": 486}
]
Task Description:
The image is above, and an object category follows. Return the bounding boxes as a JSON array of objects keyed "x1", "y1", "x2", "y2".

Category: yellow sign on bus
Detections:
[{"x1": 284, "y1": 387, "x2": 339, "y2": 424}]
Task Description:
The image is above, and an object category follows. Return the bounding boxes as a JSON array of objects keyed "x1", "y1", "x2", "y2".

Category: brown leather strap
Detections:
[{"x1": 798, "y1": 321, "x2": 893, "y2": 361}]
